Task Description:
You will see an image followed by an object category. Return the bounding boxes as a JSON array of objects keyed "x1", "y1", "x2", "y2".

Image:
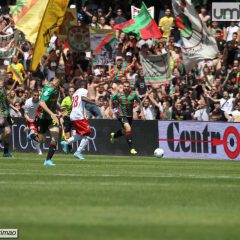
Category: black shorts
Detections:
[
  {"x1": 37, "y1": 118, "x2": 57, "y2": 134},
  {"x1": 63, "y1": 116, "x2": 72, "y2": 133},
  {"x1": 118, "y1": 116, "x2": 133, "y2": 128},
  {"x1": 0, "y1": 116, "x2": 13, "y2": 128}
]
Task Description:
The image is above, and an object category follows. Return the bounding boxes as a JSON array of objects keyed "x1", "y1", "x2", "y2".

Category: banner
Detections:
[
  {"x1": 31, "y1": 0, "x2": 70, "y2": 71},
  {"x1": 172, "y1": 0, "x2": 218, "y2": 71},
  {"x1": 10, "y1": 0, "x2": 49, "y2": 44},
  {"x1": 158, "y1": 121, "x2": 240, "y2": 160},
  {"x1": 0, "y1": 45, "x2": 17, "y2": 59},
  {"x1": 140, "y1": 53, "x2": 171, "y2": 85},
  {"x1": 131, "y1": 5, "x2": 154, "y2": 19},
  {"x1": 58, "y1": 8, "x2": 77, "y2": 40},
  {"x1": 0, "y1": 33, "x2": 15, "y2": 48},
  {"x1": 90, "y1": 29, "x2": 116, "y2": 65},
  {"x1": 67, "y1": 25, "x2": 90, "y2": 52},
  {"x1": 0, "y1": 32, "x2": 19, "y2": 59}
]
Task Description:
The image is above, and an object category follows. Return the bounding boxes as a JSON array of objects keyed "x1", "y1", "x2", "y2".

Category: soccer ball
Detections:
[{"x1": 154, "y1": 148, "x2": 164, "y2": 158}]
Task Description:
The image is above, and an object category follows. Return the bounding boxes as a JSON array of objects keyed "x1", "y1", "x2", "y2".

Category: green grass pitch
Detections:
[{"x1": 0, "y1": 152, "x2": 240, "y2": 240}]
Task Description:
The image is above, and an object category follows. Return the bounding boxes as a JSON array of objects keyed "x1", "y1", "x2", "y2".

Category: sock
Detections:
[
  {"x1": 67, "y1": 134, "x2": 82, "y2": 144},
  {"x1": 31, "y1": 134, "x2": 39, "y2": 143},
  {"x1": 125, "y1": 131, "x2": 133, "y2": 149},
  {"x1": 77, "y1": 136, "x2": 89, "y2": 153},
  {"x1": 114, "y1": 130, "x2": 124, "y2": 138},
  {"x1": 46, "y1": 141, "x2": 57, "y2": 160},
  {"x1": 30, "y1": 129, "x2": 35, "y2": 135},
  {"x1": 3, "y1": 141, "x2": 9, "y2": 154},
  {"x1": 68, "y1": 145, "x2": 72, "y2": 153}
]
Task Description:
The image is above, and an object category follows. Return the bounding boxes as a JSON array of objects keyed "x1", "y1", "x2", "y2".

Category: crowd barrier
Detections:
[
  {"x1": 0, "y1": 118, "x2": 158, "y2": 156},
  {"x1": 1, "y1": 119, "x2": 239, "y2": 160}
]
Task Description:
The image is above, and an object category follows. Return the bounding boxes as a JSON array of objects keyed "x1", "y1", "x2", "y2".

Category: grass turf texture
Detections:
[{"x1": 0, "y1": 153, "x2": 240, "y2": 240}]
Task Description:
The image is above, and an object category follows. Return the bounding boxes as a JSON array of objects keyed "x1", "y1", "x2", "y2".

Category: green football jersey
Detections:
[
  {"x1": 0, "y1": 87, "x2": 9, "y2": 117},
  {"x1": 112, "y1": 91, "x2": 141, "y2": 117},
  {"x1": 37, "y1": 84, "x2": 59, "y2": 119}
]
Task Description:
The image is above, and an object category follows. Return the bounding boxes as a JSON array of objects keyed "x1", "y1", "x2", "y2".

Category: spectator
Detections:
[
  {"x1": 198, "y1": 6, "x2": 210, "y2": 24},
  {"x1": 7, "y1": 55, "x2": 27, "y2": 86},
  {"x1": 159, "y1": 8, "x2": 174, "y2": 39},
  {"x1": 114, "y1": 8, "x2": 127, "y2": 24}
]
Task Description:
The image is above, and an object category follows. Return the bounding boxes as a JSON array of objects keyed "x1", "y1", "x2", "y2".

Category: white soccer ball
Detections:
[{"x1": 154, "y1": 148, "x2": 164, "y2": 158}]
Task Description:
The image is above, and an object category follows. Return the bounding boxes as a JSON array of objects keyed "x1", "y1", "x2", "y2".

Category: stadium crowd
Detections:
[{"x1": 0, "y1": 0, "x2": 240, "y2": 122}]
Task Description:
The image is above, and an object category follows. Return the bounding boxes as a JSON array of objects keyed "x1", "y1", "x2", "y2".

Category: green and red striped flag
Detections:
[
  {"x1": 90, "y1": 29, "x2": 116, "y2": 54},
  {"x1": 114, "y1": 2, "x2": 161, "y2": 39},
  {"x1": 95, "y1": 33, "x2": 116, "y2": 54}
]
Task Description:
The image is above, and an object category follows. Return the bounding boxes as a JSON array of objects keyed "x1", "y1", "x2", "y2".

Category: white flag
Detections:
[
  {"x1": 172, "y1": 0, "x2": 218, "y2": 71},
  {"x1": 131, "y1": 5, "x2": 154, "y2": 19}
]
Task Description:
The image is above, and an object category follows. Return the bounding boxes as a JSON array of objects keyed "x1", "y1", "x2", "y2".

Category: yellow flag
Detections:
[
  {"x1": 10, "y1": 0, "x2": 49, "y2": 44},
  {"x1": 30, "y1": 0, "x2": 69, "y2": 71}
]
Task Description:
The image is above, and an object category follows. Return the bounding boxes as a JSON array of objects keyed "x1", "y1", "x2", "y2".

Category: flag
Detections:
[
  {"x1": 114, "y1": 2, "x2": 161, "y2": 40},
  {"x1": 172, "y1": 0, "x2": 218, "y2": 71},
  {"x1": 131, "y1": 5, "x2": 154, "y2": 19},
  {"x1": 10, "y1": 0, "x2": 49, "y2": 43},
  {"x1": 140, "y1": 53, "x2": 171, "y2": 85},
  {"x1": 30, "y1": 0, "x2": 70, "y2": 71},
  {"x1": 90, "y1": 29, "x2": 117, "y2": 65},
  {"x1": 90, "y1": 29, "x2": 116, "y2": 54}
]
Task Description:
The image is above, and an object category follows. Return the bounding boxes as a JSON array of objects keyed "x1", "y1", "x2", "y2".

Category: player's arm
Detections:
[
  {"x1": 40, "y1": 87, "x2": 59, "y2": 124},
  {"x1": 133, "y1": 92, "x2": 144, "y2": 117},
  {"x1": 134, "y1": 92, "x2": 142, "y2": 106},
  {"x1": 39, "y1": 100, "x2": 59, "y2": 124},
  {"x1": 24, "y1": 112, "x2": 33, "y2": 122},
  {"x1": 111, "y1": 93, "x2": 119, "y2": 102},
  {"x1": 24, "y1": 104, "x2": 34, "y2": 122}
]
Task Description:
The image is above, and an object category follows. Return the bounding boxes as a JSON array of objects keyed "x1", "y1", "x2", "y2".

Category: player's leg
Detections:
[
  {"x1": 2, "y1": 125, "x2": 12, "y2": 157},
  {"x1": 60, "y1": 118, "x2": 81, "y2": 153},
  {"x1": 62, "y1": 116, "x2": 73, "y2": 152},
  {"x1": 73, "y1": 119, "x2": 91, "y2": 160},
  {"x1": 124, "y1": 117, "x2": 137, "y2": 155},
  {"x1": 110, "y1": 117, "x2": 125, "y2": 143},
  {"x1": 28, "y1": 121, "x2": 42, "y2": 155},
  {"x1": 39, "y1": 119, "x2": 57, "y2": 166},
  {"x1": 44, "y1": 125, "x2": 59, "y2": 166},
  {"x1": 1, "y1": 117, "x2": 12, "y2": 157},
  {"x1": 61, "y1": 134, "x2": 82, "y2": 153}
]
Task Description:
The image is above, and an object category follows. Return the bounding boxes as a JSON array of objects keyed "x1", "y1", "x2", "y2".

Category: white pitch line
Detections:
[{"x1": 0, "y1": 172, "x2": 240, "y2": 180}]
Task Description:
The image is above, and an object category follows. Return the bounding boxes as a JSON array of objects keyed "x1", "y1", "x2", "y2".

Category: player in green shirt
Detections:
[
  {"x1": 36, "y1": 77, "x2": 61, "y2": 166},
  {"x1": 110, "y1": 81, "x2": 142, "y2": 155},
  {"x1": 0, "y1": 77, "x2": 18, "y2": 157}
]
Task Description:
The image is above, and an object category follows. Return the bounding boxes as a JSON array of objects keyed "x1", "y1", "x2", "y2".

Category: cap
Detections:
[{"x1": 126, "y1": 52, "x2": 132, "y2": 57}]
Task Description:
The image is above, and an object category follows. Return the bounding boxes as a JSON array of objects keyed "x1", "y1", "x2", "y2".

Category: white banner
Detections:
[
  {"x1": 172, "y1": 0, "x2": 218, "y2": 71},
  {"x1": 140, "y1": 53, "x2": 171, "y2": 85},
  {"x1": 131, "y1": 5, "x2": 154, "y2": 19},
  {"x1": 158, "y1": 121, "x2": 240, "y2": 160},
  {"x1": 0, "y1": 32, "x2": 15, "y2": 48}
]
